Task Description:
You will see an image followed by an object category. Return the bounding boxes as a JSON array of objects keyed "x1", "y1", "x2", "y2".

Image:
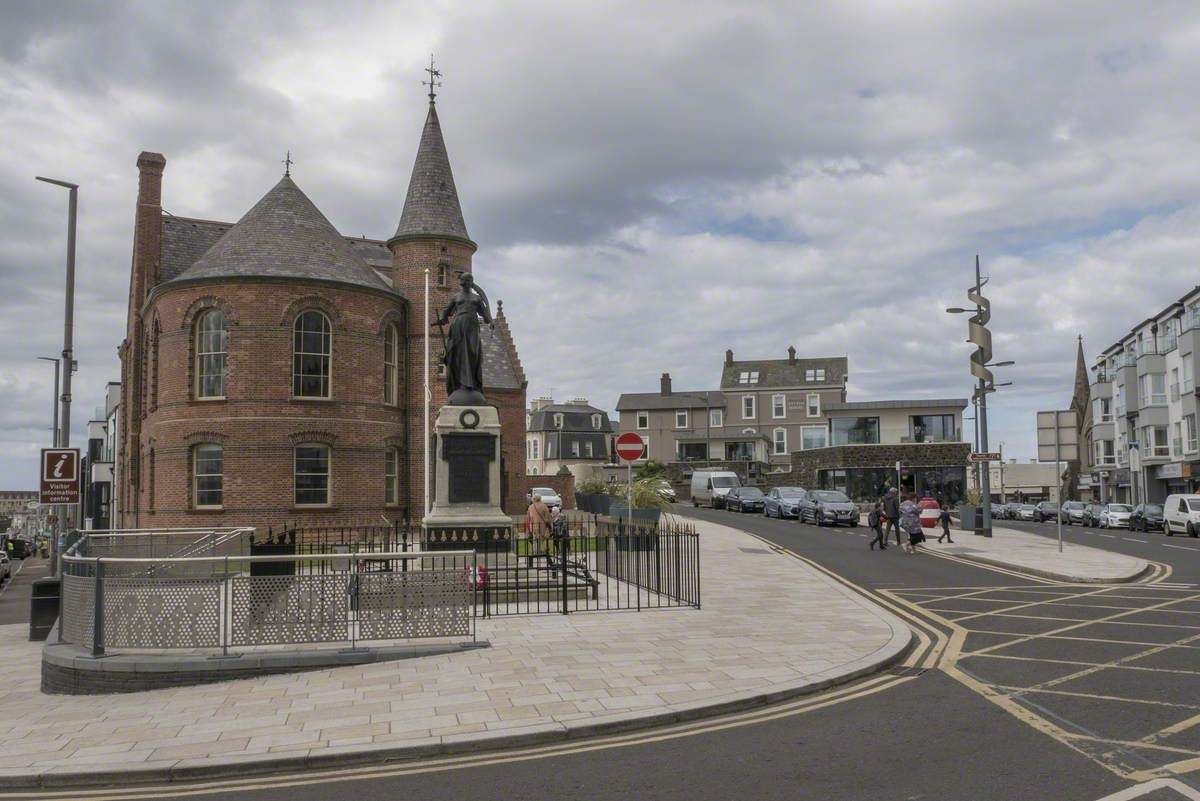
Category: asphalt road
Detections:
[
  {"x1": 41, "y1": 509, "x2": 1198, "y2": 801},
  {"x1": 0, "y1": 554, "x2": 49, "y2": 626}
]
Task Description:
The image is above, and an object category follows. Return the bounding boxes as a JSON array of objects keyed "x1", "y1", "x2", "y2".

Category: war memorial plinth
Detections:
[{"x1": 423, "y1": 405, "x2": 514, "y2": 552}]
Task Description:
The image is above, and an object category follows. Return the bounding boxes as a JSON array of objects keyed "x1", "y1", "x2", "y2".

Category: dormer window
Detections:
[
  {"x1": 592, "y1": 414, "x2": 601, "y2": 429},
  {"x1": 737, "y1": 371, "x2": 759, "y2": 385},
  {"x1": 805, "y1": 368, "x2": 827, "y2": 382},
  {"x1": 554, "y1": 413, "x2": 564, "y2": 428}
]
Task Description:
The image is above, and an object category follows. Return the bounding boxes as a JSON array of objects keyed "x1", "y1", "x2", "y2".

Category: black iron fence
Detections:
[{"x1": 277, "y1": 515, "x2": 701, "y2": 616}]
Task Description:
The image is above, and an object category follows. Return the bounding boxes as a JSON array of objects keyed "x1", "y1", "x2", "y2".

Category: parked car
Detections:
[
  {"x1": 691, "y1": 470, "x2": 740, "y2": 508},
  {"x1": 1015, "y1": 504, "x2": 1037, "y2": 521},
  {"x1": 1034, "y1": 501, "x2": 1062, "y2": 523},
  {"x1": 1129, "y1": 504, "x2": 1164, "y2": 532},
  {"x1": 653, "y1": 479, "x2": 677, "y2": 503},
  {"x1": 1082, "y1": 503, "x2": 1104, "y2": 527},
  {"x1": 800, "y1": 490, "x2": 860, "y2": 527},
  {"x1": 1100, "y1": 503, "x2": 1133, "y2": 529},
  {"x1": 527, "y1": 487, "x2": 562, "y2": 509},
  {"x1": 1163, "y1": 494, "x2": 1200, "y2": 537},
  {"x1": 764, "y1": 486, "x2": 807, "y2": 519},
  {"x1": 725, "y1": 486, "x2": 766, "y2": 513},
  {"x1": 0, "y1": 552, "x2": 10, "y2": 581},
  {"x1": 1061, "y1": 501, "x2": 1087, "y2": 526}
]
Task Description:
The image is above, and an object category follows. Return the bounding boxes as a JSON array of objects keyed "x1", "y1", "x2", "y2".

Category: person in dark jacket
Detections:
[
  {"x1": 868, "y1": 502, "x2": 887, "y2": 550},
  {"x1": 883, "y1": 489, "x2": 902, "y2": 546},
  {"x1": 937, "y1": 502, "x2": 954, "y2": 543}
]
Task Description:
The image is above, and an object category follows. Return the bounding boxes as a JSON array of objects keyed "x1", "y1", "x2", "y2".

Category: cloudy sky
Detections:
[{"x1": 3, "y1": 0, "x2": 1200, "y2": 487}]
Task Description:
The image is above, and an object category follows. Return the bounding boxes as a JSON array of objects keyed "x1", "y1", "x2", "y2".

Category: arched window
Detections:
[
  {"x1": 195, "y1": 309, "x2": 228, "y2": 398},
  {"x1": 193, "y1": 444, "x2": 223, "y2": 508},
  {"x1": 383, "y1": 323, "x2": 400, "y2": 406},
  {"x1": 384, "y1": 446, "x2": 399, "y2": 506},
  {"x1": 293, "y1": 311, "x2": 331, "y2": 398},
  {"x1": 437, "y1": 264, "x2": 448, "y2": 287}
]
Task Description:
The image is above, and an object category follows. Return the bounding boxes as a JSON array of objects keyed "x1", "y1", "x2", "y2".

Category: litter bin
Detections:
[{"x1": 29, "y1": 577, "x2": 60, "y2": 642}]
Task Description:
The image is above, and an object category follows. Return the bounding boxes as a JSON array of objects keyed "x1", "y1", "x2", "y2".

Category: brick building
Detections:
[{"x1": 116, "y1": 95, "x2": 527, "y2": 530}]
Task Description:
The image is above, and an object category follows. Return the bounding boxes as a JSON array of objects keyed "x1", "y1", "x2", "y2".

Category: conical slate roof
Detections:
[
  {"x1": 390, "y1": 103, "x2": 472, "y2": 246},
  {"x1": 171, "y1": 175, "x2": 391, "y2": 292}
]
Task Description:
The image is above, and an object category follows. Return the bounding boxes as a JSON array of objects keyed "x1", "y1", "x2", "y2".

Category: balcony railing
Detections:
[
  {"x1": 1120, "y1": 353, "x2": 1137, "y2": 367},
  {"x1": 1174, "y1": 437, "x2": 1183, "y2": 456},
  {"x1": 1163, "y1": 334, "x2": 1178, "y2": 354},
  {"x1": 1185, "y1": 379, "x2": 1195, "y2": 395},
  {"x1": 1188, "y1": 438, "x2": 1199, "y2": 453},
  {"x1": 1149, "y1": 444, "x2": 1170, "y2": 458},
  {"x1": 1094, "y1": 455, "x2": 1117, "y2": 466},
  {"x1": 1184, "y1": 309, "x2": 1200, "y2": 332}
]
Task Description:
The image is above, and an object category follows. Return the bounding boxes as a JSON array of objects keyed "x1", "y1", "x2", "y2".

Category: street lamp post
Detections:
[
  {"x1": 947, "y1": 256, "x2": 1014, "y2": 538},
  {"x1": 37, "y1": 176, "x2": 78, "y2": 537}
]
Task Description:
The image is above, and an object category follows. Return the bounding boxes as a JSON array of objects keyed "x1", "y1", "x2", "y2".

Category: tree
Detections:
[{"x1": 635, "y1": 460, "x2": 667, "y2": 481}]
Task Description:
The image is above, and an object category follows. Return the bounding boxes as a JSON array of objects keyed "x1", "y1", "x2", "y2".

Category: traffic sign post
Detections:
[
  {"x1": 614, "y1": 433, "x2": 646, "y2": 530},
  {"x1": 1037, "y1": 410, "x2": 1079, "y2": 554},
  {"x1": 969, "y1": 452, "x2": 1001, "y2": 463}
]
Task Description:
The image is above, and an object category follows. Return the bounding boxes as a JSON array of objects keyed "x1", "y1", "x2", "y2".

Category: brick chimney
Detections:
[
  {"x1": 660, "y1": 372, "x2": 672, "y2": 396},
  {"x1": 788, "y1": 346, "x2": 796, "y2": 364},
  {"x1": 725, "y1": 349, "x2": 733, "y2": 365}
]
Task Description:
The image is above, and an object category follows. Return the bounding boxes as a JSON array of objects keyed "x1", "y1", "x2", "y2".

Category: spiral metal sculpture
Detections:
[{"x1": 967, "y1": 275, "x2": 993, "y2": 391}]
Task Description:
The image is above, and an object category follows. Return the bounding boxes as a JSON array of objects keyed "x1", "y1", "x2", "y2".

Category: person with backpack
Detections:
[{"x1": 868, "y1": 502, "x2": 887, "y2": 550}]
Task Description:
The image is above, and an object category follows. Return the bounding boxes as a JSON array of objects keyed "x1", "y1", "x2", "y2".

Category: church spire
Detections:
[{"x1": 388, "y1": 67, "x2": 473, "y2": 249}]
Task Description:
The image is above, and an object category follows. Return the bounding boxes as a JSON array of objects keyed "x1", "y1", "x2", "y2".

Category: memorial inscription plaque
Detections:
[{"x1": 442, "y1": 433, "x2": 494, "y2": 504}]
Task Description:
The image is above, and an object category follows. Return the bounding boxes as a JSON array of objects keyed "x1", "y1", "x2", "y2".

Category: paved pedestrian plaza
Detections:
[{"x1": 0, "y1": 518, "x2": 910, "y2": 786}]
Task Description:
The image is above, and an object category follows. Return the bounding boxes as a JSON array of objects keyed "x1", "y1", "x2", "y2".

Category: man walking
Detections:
[
  {"x1": 868, "y1": 502, "x2": 887, "y2": 550},
  {"x1": 883, "y1": 488, "x2": 902, "y2": 547}
]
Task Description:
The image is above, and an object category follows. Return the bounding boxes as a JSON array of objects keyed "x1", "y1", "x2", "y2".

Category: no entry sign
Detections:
[
  {"x1": 615, "y1": 432, "x2": 646, "y2": 462},
  {"x1": 40, "y1": 448, "x2": 81, "y2": 505}
]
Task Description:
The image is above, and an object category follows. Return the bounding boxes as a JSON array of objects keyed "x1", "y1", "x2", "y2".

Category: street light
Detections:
[
  {"x1": 37, "y1": 174, "x2": 78, "y2": 561},
  {"x1": 36, "y1": 357, "x2": 60, "y2": 447}
]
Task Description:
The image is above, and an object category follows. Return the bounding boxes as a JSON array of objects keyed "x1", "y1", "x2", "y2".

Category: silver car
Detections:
[
  {"x1": 1015, "y1": 504, "x2": 1037, "y2": 521},
  {"x1": 802, "y1": 490, "x2": 860, "y2": 527},
  {"x1": 527, "y1": 487, "x2": 562, "y2": 509},
  {"x1": 1101, "y1": 503, "x2": 1132, "y2": 529}
]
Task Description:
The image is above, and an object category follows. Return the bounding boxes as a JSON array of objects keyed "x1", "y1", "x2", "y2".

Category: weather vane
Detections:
[
  {"x1": 282, "y1": 150, "x2": 294, "y2": 177},
  {"x1": 422, "y1": 53, "x2": 442, "y2": 102}
]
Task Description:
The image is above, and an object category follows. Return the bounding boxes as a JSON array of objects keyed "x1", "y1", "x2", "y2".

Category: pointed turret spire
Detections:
[{"x1": 389, "y1": 80, "x2": 473, "y2": 248}]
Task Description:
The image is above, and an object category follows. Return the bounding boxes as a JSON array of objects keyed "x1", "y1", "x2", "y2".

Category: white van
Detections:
[
  {"x1": 1163, "y1": 494, "x2": 1200, "y2": 537},
  {"x1": 691, "y1": 470, "x2": 741, "y2": 508}
]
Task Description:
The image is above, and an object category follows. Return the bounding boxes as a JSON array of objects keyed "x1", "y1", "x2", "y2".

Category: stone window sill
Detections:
[{"x1": 291, "y1": 397, "x2": 334, "y2": 403}]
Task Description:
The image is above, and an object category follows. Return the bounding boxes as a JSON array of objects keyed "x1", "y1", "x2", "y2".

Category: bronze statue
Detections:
[{"x1": 434, "y1": 272, "x2": 493, "y2": 405}]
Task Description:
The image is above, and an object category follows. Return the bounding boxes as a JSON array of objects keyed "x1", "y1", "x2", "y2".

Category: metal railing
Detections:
[
  {"x1": 61, "y1": 530, "x2": 476, "y2": 656},
  {"x1": 284, "y1": 516, "x2": 702, "y2": 617}
]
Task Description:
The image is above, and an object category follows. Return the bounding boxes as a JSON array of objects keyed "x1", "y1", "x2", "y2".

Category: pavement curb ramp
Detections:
[
  {"x1": 942, "y1": 551, "x2": 1152, "y2": 584},
  {"x1": 4, "y1": 523, "x2": 915, "y2": 790}
]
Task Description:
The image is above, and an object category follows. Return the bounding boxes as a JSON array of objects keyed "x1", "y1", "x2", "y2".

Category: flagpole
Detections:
[{"x1": 423, "y1": 266, "x2": 431, "y2": 519}]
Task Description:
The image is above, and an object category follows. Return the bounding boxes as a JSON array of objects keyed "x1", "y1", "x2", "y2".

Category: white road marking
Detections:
[
  {"x1": 1100, "y1": 534, "x2": 1116, "y2": 539},
  {"x1": 1092, "y1": 778, "x2": 1200, "y2": 800},
  {"x1": 1163, "y1": 544, "x2": 1200, "y2": 552}
]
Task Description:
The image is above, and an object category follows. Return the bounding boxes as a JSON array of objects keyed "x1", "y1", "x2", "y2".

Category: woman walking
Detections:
[{"x1": 899, "y1": 492, "x2": 925, "y2": 554}]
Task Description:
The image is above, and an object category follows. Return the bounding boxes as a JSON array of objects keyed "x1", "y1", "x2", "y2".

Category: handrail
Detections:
[{"x1": 62, "y1": 549, "x2": 474, "y2": 565}]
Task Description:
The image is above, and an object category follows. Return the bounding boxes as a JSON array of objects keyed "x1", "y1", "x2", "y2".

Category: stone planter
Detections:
[{"x1": 958, "y1": 505, "x2": 977, "y2": 532}]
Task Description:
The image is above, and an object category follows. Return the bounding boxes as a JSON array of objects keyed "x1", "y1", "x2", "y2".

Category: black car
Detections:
[
  {"x1": 1130, "y1": 503, "x2": 1164, "y2": 532},
  {"x1": 726, "y1": 486, "x2": 766, "y2": 513},
  {"x1": 800, "y1": 490, "x2": 860, "y2": 527},
  {"x1": 1082, "y1": 503, "x2": 1105, "y2": 527}
]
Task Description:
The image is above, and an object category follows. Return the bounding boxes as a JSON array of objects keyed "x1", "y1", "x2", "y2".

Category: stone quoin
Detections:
[{"x1": 116, "y1": 93, "x2": 528, "y2": 530}]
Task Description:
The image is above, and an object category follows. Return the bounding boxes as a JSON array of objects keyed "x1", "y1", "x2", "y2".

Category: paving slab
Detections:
[
  {"x1": 0, "y1": 518, "x2": 910, "y2": 788},
  {"x1": 928, "y1": 525, "x2": 1149, "y2": 582}
]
